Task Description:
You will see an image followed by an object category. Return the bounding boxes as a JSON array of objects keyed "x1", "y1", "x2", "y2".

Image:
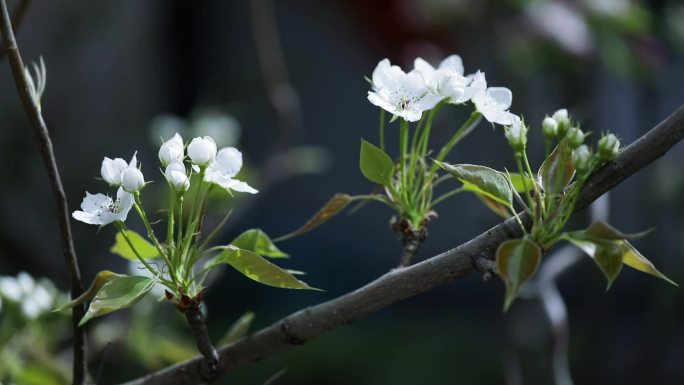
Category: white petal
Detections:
[
  {"x1": 487, "y1": 87, "x2": 513, "y2": 110},
  {"x1": 415, "y1": 92, "x2": 444, "y2": 112},
  {"x1": 225, "y1": 179, "x2": 259, "y2": 194},
  {"x1": 368, "y1": 91, "x2": 400, "y2": 116},
  {"x1": 404, "y1": 70, "x2": 428, "y2": 95},
  {"x1": 72, "y1": 210, "x2": 104, "y2": 225},
  {"x1": 438, "y1": 55, "x2": 464, "y2": 75},
  {"x1": 371, "y1": 59, "x2": 391, "y2": 90},
  {"x1": 215, "y1": 147, "x2": 243, "y2": 178},
  {"x1": 80, "y1": 192, "x2": 111, "y2": 212}
]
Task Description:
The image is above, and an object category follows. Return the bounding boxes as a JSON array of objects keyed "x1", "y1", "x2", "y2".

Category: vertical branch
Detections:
[
  {"x1": 0, "y1": 2, "x2": 87, "y2": 385},
  {"x1": 0, "y1": 0, "x2": 30, "y2": 61}
]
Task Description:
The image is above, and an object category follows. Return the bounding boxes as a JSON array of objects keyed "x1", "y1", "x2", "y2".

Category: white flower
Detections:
[
  {"x1": 122, "y1": 167, "x2": 145, "y2": 193},
  {"x1": 165, "y1": 160, "x2": 190, "y2": 193},
  {"x1": 413, "y1": 55, "x2": 474, "y2": 104},
  {"x1": 0, "y1": 276, "x2": 22, "y2": 302},
  {"x1": 552, "y1": 108, "x2": 569, "y2": 124},
  {"x1": 205, "y1": 147, "x2": 258, "y2": 194},
  {"x1": 188, "y1": 136, "x2": 217, "y2": 167},
  {"x1": 101, "y1": 157, "x2": 128, "y2": 186},
  {"x1": 158, "y1": 133, "x2": 184, "y2": 167},
  {"x1": 470, "y1": 72, "x2": 517, "y2": 125},
  {"x1": 367, "y1": 59, "x2": 443, "y2": 122},
  {"x1": 72, "y1": 187, "x2": 134, "y2": 226}
]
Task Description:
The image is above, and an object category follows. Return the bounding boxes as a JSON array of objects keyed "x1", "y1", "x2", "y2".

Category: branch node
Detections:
[
  {"x1": 279, "y1": 320, "x2": 305, "y2": 345},
  {"x1": 472, "y1": 255, "x2": 497, "y2": 282}
]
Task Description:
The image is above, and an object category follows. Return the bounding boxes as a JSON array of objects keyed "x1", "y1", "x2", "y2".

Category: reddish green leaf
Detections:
[
  {"x1": 538, "y1": 139, "x2": 575, "y2": 194},
  {"x1": 496, "y1": 238, "x2": 541, "y2": 311},
  {"x1": 274, "y1": 194, "x2": 352, "y2": 241}
]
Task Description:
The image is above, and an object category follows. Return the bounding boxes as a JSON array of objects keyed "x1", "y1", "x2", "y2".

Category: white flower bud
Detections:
[
  {"x1": 572, "y1": 145, "x2": 591, "y2": 172},
  {"x1": 505, "y1": 118, "x2": 527, "y2": 152},
  {"x1": 100, "y1": 157, "x2": 128, "y2": 186},
  {"x1": 598, "y1": 133, "x2": 620, "y2": 161},
  {"x1": 542, "y1": 116, "x2": 558, "y2": 138},
  {"x1": 158, "y1": 133, "x2": 184, "y2": 167},
  {"x1": 187, "y1": 136, "x2": 217, "y2": 167},
  {"x1": 165, "y1": 160, "x2": 190, "y2": 193},
  {"x1": 552, "y1": 108, "x2": 570, "y2": 136},
  {"x1": 122, "y1": 167, "x2": 145, "y2": 193}
]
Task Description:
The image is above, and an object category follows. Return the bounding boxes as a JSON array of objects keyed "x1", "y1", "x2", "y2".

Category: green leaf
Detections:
[
  {"x1": 508, "y1": 172, "x2": 535, "y2": 193},
  {"x1": 621, "y1": 241, "x2": 677, "y2": 286},
  {"x1": 79, "y1": 275, "x2": 155, "y2": 326},
  {"x1": 232, "y1": 229, "x2": 288, "y2": 258},
  {"x1": 110, "y1": 230, "x2": 159, "y2": 261},
  {"x1": 53, "y1": 270, "x2": 123, "y2": 312},
  {"x1": 219, "y1": 311, "x2": 256, "y2": 345},
  {"x1": 496, "y1": 238, "x2": 541, "y2": 311},
  {"x1": 359, "y1": 139, "x2": 395, "y2": 187},
  {"x1": 563, "y1": 234, "x2": 623, "y2": 289},
  {"x1": 585, "y1": 221, "x2": 652, "y2": 240},
  {"x1": 206, "y1": 246, "x2": 318, "y2": 290},
  {"x1": 538, "y1": 139, "x2": 575, "y2": 194},
  {"x1": 274, "y1": 193, "x2": 352, "y2": 241},
  {"x1": 437, "y1": 162, "x2": 512, "y2": 207}
]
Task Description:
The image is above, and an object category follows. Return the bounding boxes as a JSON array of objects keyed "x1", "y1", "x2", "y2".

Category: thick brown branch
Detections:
[
  {"x1": 120, "y1": 105, "x2": 684, "y2": 385},
  {"x1": 0, "y1": 2, "x2": 86, "y2": 384}
]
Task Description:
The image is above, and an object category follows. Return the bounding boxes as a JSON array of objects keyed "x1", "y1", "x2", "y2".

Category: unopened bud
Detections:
[
  {"x1": 598, "y1": 133, "x2": 620, "y2": 161},
  {"x1": 552, "y1": 108, "x2": 570, "y2": 137},
  {"x1": 505, "y1": 118, "x2": 527, "y2": 152},
  {"x1": 542, "y1": 116, "x2": 558, "y2": 138},
  {"x1": 566, "y1": 126, "x2": 585, "y2": 148},
  {"x1": 572, "y1": 145, "x2": 591, "y2": 172},
  {"x1": 122, "y1": 167, "x2": 145, "y2": 193}
]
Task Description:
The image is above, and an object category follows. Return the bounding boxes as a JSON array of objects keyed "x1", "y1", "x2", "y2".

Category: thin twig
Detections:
[
  {"x1": 0, "y1": 0, "x2": 30, "y2": 61},
  {"x1": 0, "y1": 2, "x2": 87, "y2": 384},
  {"x1": 119, "y1": 106, "x2": 684, "y2": 385}
]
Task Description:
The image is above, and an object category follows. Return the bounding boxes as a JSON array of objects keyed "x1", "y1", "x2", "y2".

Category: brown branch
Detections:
[
  {"x1": 120, "y1": 104, "x2": 684, "y2": 385},
  {"x1": 0, "y1": 2, "x2": 87, "y2": 385},
  {"x1": 0, "y1": 0, "x2": 30, "y2": 61}
]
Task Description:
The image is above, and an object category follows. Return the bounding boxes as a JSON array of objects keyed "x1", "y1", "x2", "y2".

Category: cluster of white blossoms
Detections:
[
  {"x1": 367, "y1": 54, "x2": 517, "y2": 125},
  {"x1": 0, "y1": 272, "x2": 56, "y2": 319},
  {"x1": 72, "y1": 133, "x2": 257, "y2": 226}
]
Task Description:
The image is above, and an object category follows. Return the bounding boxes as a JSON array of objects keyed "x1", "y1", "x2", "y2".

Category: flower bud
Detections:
[
  {"x1": 552, "y1": 108, "x2": 570, "y2": 136},
  {"x1": 566, "y1": 126, "x2": 585, "y2": 148},
  {"x1": 598, "y1": 133, "x2": 620, "y2": 161},
  {"x1": 122, "y1": 167, "x2": 145, "y2": 193},
  {"x1": 542, "y1": 116, "x2": 558, "y2": 139},
  {"x1": 505, "y1": 118, "x2": 527, "y2": 152},
  {"x1": 165, "y1": 160, "x2": 190, "y2": 194},
  {"x1": 572, "y1": 145, "x2": 591, "y2": 172},
  {"x1": 187, "y1": 136, "x2": 217, "y2": 167},
  {"x1": 101, "y1": 157, "x2": 128, "y2": 186},
  {"x1": 158, "y1": 133, "x2": 184, "y2": 167}
]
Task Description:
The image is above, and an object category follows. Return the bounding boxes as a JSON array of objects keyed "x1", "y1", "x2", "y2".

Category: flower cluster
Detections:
[
  {"x1": 72, "y1": 133, "x2": 256, "y2": 227},
  {"x1": 0, "y1": 272, "x2": 58, "y2": 319},
  {"x1": 367, "y1": 55, "x2": 517, "y2": 125}
]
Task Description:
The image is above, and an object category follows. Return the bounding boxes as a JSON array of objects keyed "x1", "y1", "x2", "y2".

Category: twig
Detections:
[
  {"x1": 179, "y1": 300, "x2": 219, "y2": 377},
  {"x1": 0, "y1": 0, "x2": 30, "y2": 61},
  {"x1": 0, "y1": 2, "x2": 87, "y2": 384},
  {"x1": 119, "y1": 105, "x2": 684, "y2": 385}
]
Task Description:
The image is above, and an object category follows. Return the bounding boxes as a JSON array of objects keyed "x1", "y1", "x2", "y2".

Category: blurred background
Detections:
[{"x1": 1, "y1": 0, "x2": 684, "y2": 384}]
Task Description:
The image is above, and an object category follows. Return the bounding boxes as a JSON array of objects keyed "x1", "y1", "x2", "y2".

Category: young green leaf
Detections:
[
  {"x1": 563, "y1": 235, "x2": 623, "y2": 289},
  {"x1": 359, "y1": 139, "x2": 395, "y2": 187},
  {"x1": 437, "y1": 162, "x2": 513, "y2": 207},
  {"x1": 620, "y1": 241, "x2": 677, "y2": 286},
  {"x1": 476, "y1": 193, "x2": 511, "y2": 219},
  {"x1": 110, "y1": 230, "x2": 159, "y2": 261},
  {"x1": 53, "y1": 270, "x2": 123, "y2": 312},
  {"x1": 219, "y1": 311, "x2": 256, "y2": 345},
  {"x1": 496, "y1": 238, "x2": 542, "y2": 311},
  {"x1": 79, "y1": 275, "x2": 155, "y2": 326},
  {"x1": 274, "y1": 193, "x2": 352, "y2": 242},
  {"x1": 508, "y1": 172, "x2": 535, "y2": 193},
  {"x1": 585, "y1": 221, "x2": 652, "y2": 240},
  {"x1": 538, "y1": 139, "x2": 575, "y2": 194},
  {"x1": 205, "y1": 246, "x2": 318, "y2": 290},
  {"x1": 232, "y1": 229, "x2": 288, "y2": 258}
]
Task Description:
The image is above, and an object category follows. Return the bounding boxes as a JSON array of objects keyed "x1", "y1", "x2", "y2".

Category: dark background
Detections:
[{"x1": 1, "y1": 0, "x2": 684, "y2": 384}]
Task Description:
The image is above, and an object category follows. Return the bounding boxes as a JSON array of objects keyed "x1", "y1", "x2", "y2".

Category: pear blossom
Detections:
[
  {"x1": 205, "y1": 147, "x2": 258, "y2": 194},
  {"x1": 470, "y1": 72, "x2": 517, "y2": 126},
  {"x1": 188, "y1": 136, "x2": 217, "y2": 167},
  {"x1": 165, "y1": 160, "x2": 190, "y2": 193},
  {"x1": 158, "y1": 133, "x2": 184, "y2": 167},
  {"x1": 101, "y1": 157, "x2": 128, "y2": 186},
  {"x1": 504, "y1": 117, "x2": 527, "y2": 151},
  {"x1": 122, "y1": 166, "x2": 145, "y2": 193},
  {"x1": 72, "y1": 187, "x2": 134, "y2": 226},
  {"x1": 0, "y1": 273, "x2": 55, "y2": 319},
  {"x1": 413, "y1": 55, "x2": 474, "y2": 104},
  {"x1": 367, "y1": 59, "x2": 443, "y2": 122}
]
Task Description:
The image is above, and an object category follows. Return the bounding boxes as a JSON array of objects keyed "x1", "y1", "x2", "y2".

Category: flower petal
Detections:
[
  {"x1": 487, "y1": 87, "x2": 513, "y2": 110},
  {"x1": 438, "y1": 54, "x2": 464, "y2": 75}
]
